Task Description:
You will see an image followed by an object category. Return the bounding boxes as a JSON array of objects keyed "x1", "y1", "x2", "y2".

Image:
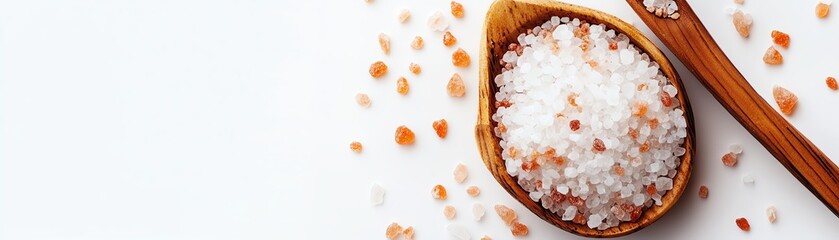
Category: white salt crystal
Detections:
[
  {"x1": 620, "y1": 49, "x2": 635, "y2": 65},
  {"x1": 447, "y1": 224, "x2": 471, "y2": 240},
  {"x1": 370, "y1": 183, "x2": 385, "y2": 206},
  {"x1": 742, "y1": 174, "x2": 755, "y2": 184},
  {"x1": 729, "y1": 143, "x2": 743, "y2": 154},
  {"x1": 562, "y1": 206, "x2": 578, "y2": 220},
  {"x1": 529, "y1": 191, "x2": 545, "y2": 201},
  {"x1": 473, "y1": 203, "x2": 486, "y2": 221},
  {"x1": 427, "y1": 11, "x2": 449, "y2": 31},
  {"x1": 557, "y1": 184, "x2": 570, "y2": 194},
  {"x1": 587, "y1": 214, "x2": 603, "y2": 228}
]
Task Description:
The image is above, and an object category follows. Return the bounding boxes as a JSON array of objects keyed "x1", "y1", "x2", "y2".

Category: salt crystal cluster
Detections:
[
  {"x1": 643, "y1": 0, "x2": 680, "y2": 19},
  {"x1": 492, "y1": 17, "x2": 688, "y2": 230}
]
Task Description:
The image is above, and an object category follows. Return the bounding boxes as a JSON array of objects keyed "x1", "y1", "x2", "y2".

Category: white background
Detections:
[{"x1": 1, "y1": 0, "x2": 838, "y2": 239}]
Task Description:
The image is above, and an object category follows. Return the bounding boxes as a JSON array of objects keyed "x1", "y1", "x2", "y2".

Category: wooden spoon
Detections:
[
  {"x1": 475, "y1": 0, "x2": 695, "y2": 237},
  {"x1": 625, "y1": 0, "x2": 839, "y2": 217}
]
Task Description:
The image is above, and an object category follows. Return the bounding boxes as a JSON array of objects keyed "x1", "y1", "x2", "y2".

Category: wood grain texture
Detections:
[
  {"x1": 475, "y1": 0, "x2": 696, "y2": 237},
  {"x1": 626, "y1": 0, "x2": 839, "y2": 217}
]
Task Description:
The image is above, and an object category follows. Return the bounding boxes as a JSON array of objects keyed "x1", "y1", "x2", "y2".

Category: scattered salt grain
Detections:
[
  {"x1": 454, "y1": 163, "x2": 469, "y2": 183},
  {"x1": 428, "y1": 11, "x2": 449, "y2": 32},
  {"x1": 355, "y1": 93, "x2": 371, "y2": 108},
  {"x1": 452, "y1": 48, "x2": 471, "y2": 67},
  {"x1": 378, "y1": 33, "x2": 390, "y2": 55},
  {"x1": 467, "y1": 186, "x2": 481, "y2": 197},
  {"x1": 350, "y1": 141, "x2": 363, "y2": 153},
  {"x1": 763, "y1": 46, "x2": 783, "y2": 65},
  {"x1": 510, "y1": 221, "x2": 529, "y2": 236},
  {"x1": 409, "y1": 63, "x2": 421, "y2": 75},
  {"x1": 817, "y1": 1, "x2": 831, "y2": 18},
  {"x1": 451, "y1": 1, "x2": 465, "y2": 18},
  {"x1": 386, "y1": 222, "x2": 402, "y2": 239},
  {"x1": 369, "y1": 61, "x2": 388, "y2": 78},
  {"x1": 771, "y1": 30, "x2": 790, "y2": 48},
  {"x1": 398, "y1": 9, "x2": 411, "y2": 23},
  {"x1": 732, "y1": 10, "x2": 752, "y2": 38},
  {"x1": 433, "y1": 119, "x2": 449, "y2": 138},
  {"x1": 742, "y1": 174, "x2": 755, "y2": 184},
  {"x1": 432, "y1": 184, "x2": 448, "y2": 200},
  {"x1": 395, "y1": 125, "x2": 415, "y2": 145},
  {"x1": 766, "y1": 206, "x2": 778, "y2": 223},
  {"x1": 827, "y1": 77, "x2": 838, "y2": 90},
  {"x1": 473, "y1": 203, "x2": 485, "y2": 221},
  {"x1": 699, "y1": 185, "x2": 709, "y2": 198},
  {"x1": 735, "y1": 217, "x2": 751, "y2": 231},
  {"x1": 371, "y1": 183, "x2": 385, "y2": 206},
  {"x1": 397, "y1": 76, "x2": 409, "y2": 95},
  {"x1": 444, "y1": 205, "x2": 457, "y2": 219},
  {"x1": 448, "y1": 73, "x2": 466, "y2": 97},
  {"x1": 443, "y1": 31, "x2": 458, "y2": 47},
  {"x1": 494, "y1": 204, "x2": 518, "y2": 225},
  {"x1": 722, "y1": 152, "x2": 738, "y2": 167},
  {"x1": 411, "y1": 36, "x2": 424, "y2": 50},
  {"x1": 480, "y1": 236, "x2": 492, "y2": 240},
  {"x1": 772, "y1": 85, "x2": 798, "y2": 115},
  {"x1": 447, "y1": 224, "x2": 471, "y2": 240}
]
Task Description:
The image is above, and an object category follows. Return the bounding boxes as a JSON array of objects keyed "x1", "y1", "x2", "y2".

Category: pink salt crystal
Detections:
[
  {"x1": 403, "y1": 226, "x2": 415, "y2": 240},
  {"x1": 817, "y1": 2, "x2": 831, "y2": 18},
  {"x1": 355, "y1": 93, "x2": 371, "y2": 108},
  {"x1": 444, "y1": 205, "x2": 457, "y2": 219},
  {"x1": 480, "y1": 236, "x2": 492, "y2": 240},
  {"x1": 494, "y1": 204, "x2": 518, "y2": 225},
  {"x1": 448, "y1": 73, "x2": 466, "y2": 97},
  {"x1": 773, "y1": 85, "x2": 798, "y2": 115},
  {"x1": 411, "y1": 36, "x2": 424, "y2": 50},
  {"x1": 732, "y1": 10, "x2": 752, "y2": 38},
  {"x1": 398, "y1": 9, "x2": 411, "y2": 23},
  {"x1": 453, "y1": 163, "x2": 468, "y2": 183},
  {"x1": 510, "y1": 220, "x2": 529, "y2": 236},
  {"x1": 767, "y1": 206, "x2": 778, "y2": 223},
  {"x1": 378, "y1": 33, "x2": 391, "y2": 55},
  {"x1": 722, "y1": 152, "x2": 738, "y2": 167},
  {"x1": 466, "y1": 186, "x2": 480, "y2": 197},
  {"x1": 386, "y1": 222, "x2": 403, "y2": 239},
  {"x1": 763, "y1": 46, "x2": 783, "y2": 65}
]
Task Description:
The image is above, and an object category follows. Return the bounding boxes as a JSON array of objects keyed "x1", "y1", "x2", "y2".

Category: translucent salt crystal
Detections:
[
  {"x1": 371, "y1": 183, "x2": 385, "y2": 206},
  {"x1": 732, "y1": 10, "x2": 752, "y2": 38},
  {"x1": 587, "y1": 214, "x2": 603, "y2": 228},
  {"x1": 551, "y1": 16, "x2": 560, "y2": 26},
  {"x1": 772, "y1": 85, "x2": 797, "y2": 115},
  {"x1": 427, "y1": 11, "x2": 449, "y2": 32},
  {"x1": 667, "y1": 2, "x2": 679, "y2": 14},
  {"x1": 742, "y1": 174, "x2": 755, "y2": 184},
  {"x1": 729, "y1": 144, "x2": 743, "y2": 154},
  {"x1": 565, "y1": 167, "x2": 578, "y2": 178},
  {"x1": 454, "y1": 163, "x2": 469, "y2": 183},
  {"x1": 557, "y1": 184, "x2": 569, "y2": 194},
  {"x1": 398, "y1": 9, "x2": 411, "y2": 23},
  {"x1": 447, "y1": 224, "x2": 471, "y2": 240},
  {"x1": 620, "y1": 49, "x2": 635, "y2": 65},
  {"x1": 633, "y1": 194, "x2": 645, "y2": 206},
  {"x1": 562, "y1": 206, "x2": 578, "y2": 220},
  {"x1": 529, "y1": 191, "x2": 544, "y2": 201},
  {"x1": 655, "y1": 177, "x2": 673, "y2": 190},
  {"x1": 473, "y1": 203, "x2": 486, "y2": 221},
  {"x1": 663, "y1": 85, "x2": 678, "y2": 97},
  {"x1": 766, "y1": 206, "x2": 777, "y2": 223}
]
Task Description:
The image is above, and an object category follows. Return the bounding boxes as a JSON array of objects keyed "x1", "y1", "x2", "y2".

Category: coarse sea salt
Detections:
[
  {"x1": 371, "y1": 183, "x2": 385, "y2": 206},
  {"x1": 473, "y1": 203, "x2": 486, "y2": 221},
  {"x1": 492, "y1": 17, "x2": 687, "y2": 229}
]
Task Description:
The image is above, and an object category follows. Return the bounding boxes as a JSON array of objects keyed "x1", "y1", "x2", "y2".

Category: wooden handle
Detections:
[{"x1": 626, "y1": 0, "x2": 839, "y2": 216}]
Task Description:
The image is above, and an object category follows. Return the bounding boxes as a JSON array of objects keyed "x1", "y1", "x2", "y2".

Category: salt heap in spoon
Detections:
[{"x1": 492, "y1": 17, "x2": 688, "y2": 230}]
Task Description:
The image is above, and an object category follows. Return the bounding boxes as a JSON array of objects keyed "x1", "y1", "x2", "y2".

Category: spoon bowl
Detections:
[{"x1": 474, "y1": 0, "x2": 696, "y2": 237}]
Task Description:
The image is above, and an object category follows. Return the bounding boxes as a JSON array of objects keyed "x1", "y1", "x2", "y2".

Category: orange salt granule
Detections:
[
  {"x1": 494, "y1": 205, "x2": 518, "y2": 225},
  {"x1": 592, "y1": 138, "x2": 606, "y2": 152},
  {"x1": 763, "y1": 46, "x2": 783, "y2": 65},
  {"x1": 452, "y1": 48, "x2": 471, "y2": 67},
  {"x1": 632, "y1": 102, "x2": 648, "y2": 117},
  {"x1": 771, "y1": 30, "x2": 790, "y2": 48},
  {"x1": 480, "y1": 236, "x2": 492, "y2": 240},
  {"x1": 402, "y1": 226, "x2": 415, "y2": 240},
  {"x1": 722, "y1": 152, "x2": 738, "y2": 167},
  {"x1": 350, "y1": 141, "x2": 362, "y2": 153},
  {"x1": 386, "y1": 222, "x2": 403, "y2": 240},
  {"x1": 443, "y1": 31, "x2": 457, "y2": 47},
  {"x1": 432, "y1": 184, "x2": 448, "y2": 200},
  {"x1": 510, "y1": 221, "x2": 529, "y2": 236},
  {"x1": 448, "y1": 73, "x2": 466, "y2": 97},
  {"x1": 628, "y1": 128, "x2": 640, "y2": 139},
  {"x1": 444, "y1": 205, "x2": 457, "y2": 219},
  {"x1": 569, "y1": 119, "x2": 581, "y2": 131},
  {"x1": 646, "y1": 184, "x2": 657, "y2": 195},
  {"x1": 356, "y1": 93, "x2": 371, "y2": 108},
  {"x1": 733, "y1": 10, "x2": 752, "y2": 38},
  {"x1": 395, "y1": 125, "x2": 415, "y2": 145},
  {"x1": 521, "y1": 160, "x2": 540, "y2": 172},
  {"x1": 397, "y1": 76, "x2": 409, "y2": 95},
  {"x1": 736, "y1": 217, "x2": 751, "y2": 231},
  {"x1": 369, "y1": 61, "x2": 388, "y2": 78},
  {"x1": 453, "y1": 163, "x2": 468, "y2": 183},
  {"x1": 572, "y1": 212, "x2": 587, "y2": 224},
  {"x1": 649, "y1": 118, "x2": 659, "y2": 129},
  {"x1": 660, "y1": 92, "x2": 673, "y2": 107},
  {"x1": 509, "y1": 146, "x2": 518, "y2": 158},
  {"x1": 609, "y1": 41, "x2": 618, "y2": 50},
  {"x1": 639, "y1": 141, "x2": 651, "y2": 153},
  {"x1": 451, "y1": 1, "x2": 464, "y2": 18},
  {"x1": 827, "y1": 77, "x2": 838, "y2": 90},
  {"x1": 613, "y1": 165, "x2": 625, "y2": 176},
  {"x1": 817, "y1": 2, "x2": 831, "y2": 18},
  {"x1": 466, "y1": 186, "x2": 480, "y2": 197},
  {"x1": 411, "y1": 36, "x2": 424, "y2": 50},
  {"x1": 699, "y1": 185, "x2": 709, "y2": 199},
  {"x1": 378, "y1": 33, "x2": 391, "y2": 55},
  {"x1": 772, "y1": 85, "x2": 798, "y2": 115},
  {"x1": 498, "y1": 122, "x2": 507, "y2": 133},
  {"x1": 409, "y1": 63, "x2": 421, "y2": 75},
  {"x1": 433, "y1": 119, "x2": 448, "y2": 138}
]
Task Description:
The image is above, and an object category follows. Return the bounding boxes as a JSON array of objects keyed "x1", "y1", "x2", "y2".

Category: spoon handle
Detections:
[{"x1": 626, "y1": 0, "x2": 839, "y2": 216}]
